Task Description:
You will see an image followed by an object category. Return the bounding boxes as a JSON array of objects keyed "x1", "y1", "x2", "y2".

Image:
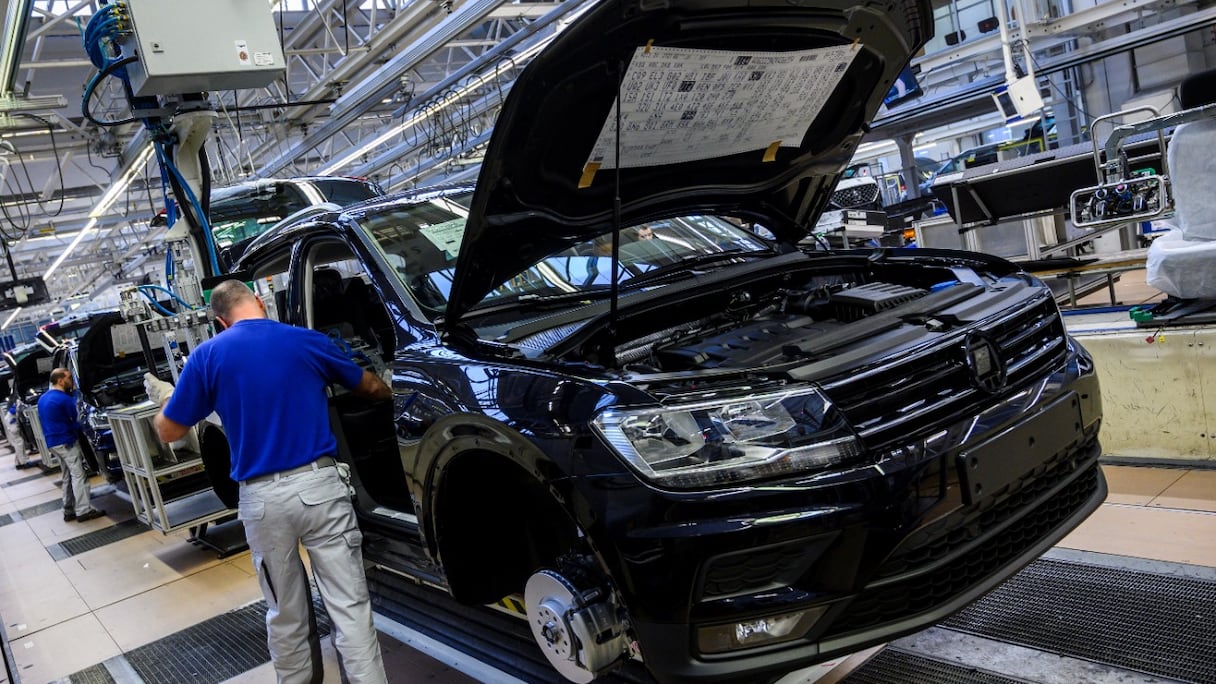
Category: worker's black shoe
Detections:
[
  {"x1": 63, "y1": 511, "x2": 76, "y2": 522},
  {"x1": 15, "y1": 462, "x2": 35, "y2": 470},
  {"x1": 75, "y1": 509, "x2": 105, "y2": 522}
]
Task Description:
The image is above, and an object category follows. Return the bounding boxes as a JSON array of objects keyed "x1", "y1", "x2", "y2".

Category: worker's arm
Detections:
[
  {"x1": 352, "y1": 369, "x2": 391, "y2": 401},
  {"x1": 154, "y1": 411, "x2": 190, "y2": 443}
]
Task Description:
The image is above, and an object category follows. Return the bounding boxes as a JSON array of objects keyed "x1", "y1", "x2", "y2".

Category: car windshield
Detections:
[{"x1": 359, "y1": 191, "x2": 772, "y2": 315}]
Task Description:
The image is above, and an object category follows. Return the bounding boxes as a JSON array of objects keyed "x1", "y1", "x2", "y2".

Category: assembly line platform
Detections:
[{"x1": 0, "y1": 440, "x2": 1214, "y2": 683}]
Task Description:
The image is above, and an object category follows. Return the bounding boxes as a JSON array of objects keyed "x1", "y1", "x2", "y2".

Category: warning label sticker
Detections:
[
  {"x1": 585, "y1": 44, "x2": 860, "y2": 170},
  {"x1": 235, "y1": 40, "x2": 251, "y2": 66}
]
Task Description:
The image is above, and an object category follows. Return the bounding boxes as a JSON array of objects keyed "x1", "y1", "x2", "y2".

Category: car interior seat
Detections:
[
  {"x1": 1166, "y1": 67, "x2": 1216, "y2": 242},
  {"x1": 338, "y1": 277, "x2": 382, "y2": 350},
  {"x1": 311, "y1": 267, "x2": 347, "y2": 331},
  {"x1": 1145, "y1": 67, "x2": 1216, "y2": 299}
]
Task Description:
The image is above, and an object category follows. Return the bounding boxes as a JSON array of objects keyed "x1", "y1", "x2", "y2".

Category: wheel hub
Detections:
[{"x1": 525, "y1": 569, "x2": 629, "y2": 683}]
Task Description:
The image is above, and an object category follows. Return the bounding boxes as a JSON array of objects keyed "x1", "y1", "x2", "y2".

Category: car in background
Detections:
[
  {"x1": 921, "y1": 118, "x2": 1058, "y2": 200},
  {"x1": 3, "y1": 342, "x2": 52, "y2": 462},
  {"x1": 209, "y1": 176, "x2": 384, "y2": 269},
  {"x1": 904, "y1": 155, "x2": 942, "y2": 198},
  {"x1": 51, "y1": 311, "x2": 173, "y2": 483},
  {"x1": 921, "y1": 143, "x2": 1002, "y2": 194},
  {"x1": 829, "y1": 162, "x2": 884, "y2": 211},
  {"x1": 204, "y1": 0, "x2": 1106, "y2": 681}
]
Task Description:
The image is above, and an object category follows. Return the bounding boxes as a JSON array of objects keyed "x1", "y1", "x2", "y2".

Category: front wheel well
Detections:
[{"x1": 433, "y1": 449, "x2": 580, "y2": 605}]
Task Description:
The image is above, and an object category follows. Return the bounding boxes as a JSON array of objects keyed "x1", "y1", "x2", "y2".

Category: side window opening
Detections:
[
  {"x1": 250, "y1": 251, "x2": 293, "y2": 324},
  {"x1": 305, "y1": 246, "x2": 396, "y2": 360},
  {"x1": 304, "y1": 240, "x2": 407, "y2": 513}
]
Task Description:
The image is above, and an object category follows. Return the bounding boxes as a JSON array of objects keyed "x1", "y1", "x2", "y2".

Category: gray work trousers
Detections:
[
  {"x1": 50, "y1": 443, "x2": 93, "y2": 516},
  {"x1": 238, "y1": 463, "x2": 386, "y2": 684},
  {"x1": 3, "y1": 413, "x2": 30, "y2": 466}
]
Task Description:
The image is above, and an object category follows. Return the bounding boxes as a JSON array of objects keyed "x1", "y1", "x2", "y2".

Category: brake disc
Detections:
[{"x1": 524, "y1": 569, "x2": 628, "y2": 683}]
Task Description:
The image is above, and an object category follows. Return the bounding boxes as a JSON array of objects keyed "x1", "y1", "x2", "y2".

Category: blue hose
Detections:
[
  {"x1": 155, "y1": 144, "x2": 221, "y2": 275},
  {"x1": 137, "y1": 289, "x2": 175, "y2": 316},
  {"x1": 138, "y1": 284, "x2": 196, "y2": 310}
]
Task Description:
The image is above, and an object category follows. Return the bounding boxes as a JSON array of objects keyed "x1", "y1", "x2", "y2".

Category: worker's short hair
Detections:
[
  {"x1": 49, "y1": 368, "x2": 71, "y2": 386},
  {"x1": 209, "y1": 280, "x2": 256, "y2": 319}
]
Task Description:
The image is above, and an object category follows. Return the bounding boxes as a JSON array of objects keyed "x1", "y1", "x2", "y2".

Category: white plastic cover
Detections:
[
  {"x1": 1146, "y1": 229, "x2": 1216, "y2": 298},
  {"x1": 1168, "y1": 119, "x2": 1216, "y2": 241}
]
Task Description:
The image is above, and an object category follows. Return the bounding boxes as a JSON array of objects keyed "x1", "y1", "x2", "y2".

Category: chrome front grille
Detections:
[{"x1": 830, "y1": 183, "x2": 881, "y2": 209}]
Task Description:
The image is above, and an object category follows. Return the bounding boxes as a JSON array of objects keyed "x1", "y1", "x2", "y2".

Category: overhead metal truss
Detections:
[
  {"x1": 0, "y1": 0, "x2": 576, "y2": 329},
  {"x1": 0, "y1": 0, "x2": 1209, "y2": 333}
]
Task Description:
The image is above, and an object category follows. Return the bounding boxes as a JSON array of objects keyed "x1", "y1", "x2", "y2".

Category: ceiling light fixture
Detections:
[
  {"x1": 316, "y1": 38, "x2": 554, "y2": 175},
  {"x1": 90, "y1": 144, "x2": 155, "y2": 218},
  {"x1": 2, "y1": 306, "x2": 22, "y2": 330},
  {"x1": 41, "y1": 143, "x2": 155, "y2": 282},
  {"x1": 43, "y1": 218, "x2": 97, "y2": 280}
]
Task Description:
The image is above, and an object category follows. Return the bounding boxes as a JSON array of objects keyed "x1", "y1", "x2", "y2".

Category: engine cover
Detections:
[{"x1": 831, "y1": 282, "x2": 927, "y2": 322}]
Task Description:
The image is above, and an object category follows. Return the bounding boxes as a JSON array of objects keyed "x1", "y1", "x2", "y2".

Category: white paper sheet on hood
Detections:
[{"x1": 585, "y1": 44, "x2": 860, "y2": 170}]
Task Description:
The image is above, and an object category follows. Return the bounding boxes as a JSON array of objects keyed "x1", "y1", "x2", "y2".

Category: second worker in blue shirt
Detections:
[{"x1": 38, "y1": 368, "x2": 105, "y2": 522}]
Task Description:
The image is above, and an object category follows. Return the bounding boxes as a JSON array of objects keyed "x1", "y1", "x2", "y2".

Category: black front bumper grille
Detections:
[
  {"x1": 821, "y1": 295, "x2": 1067, "y2": 448},
  {"x1": 700, "y1": 538, "x2": 824, "y2": 600},
  {"x1": 876, "y1": 440, "x2": 1088, "y2": 580},
  {"x1": 822, "y1": 460, "x2": 1101, "y2": 638}
]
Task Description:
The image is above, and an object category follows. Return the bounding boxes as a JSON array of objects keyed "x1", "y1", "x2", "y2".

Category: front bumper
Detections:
[{"x1": 601, "y1": 359, "x2": 1104, "y2": 683}]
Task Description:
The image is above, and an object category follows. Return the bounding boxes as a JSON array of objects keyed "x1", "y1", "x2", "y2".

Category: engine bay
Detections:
[{"x1": 499, "y1": 255, "x2": 1008, "y2": 373}]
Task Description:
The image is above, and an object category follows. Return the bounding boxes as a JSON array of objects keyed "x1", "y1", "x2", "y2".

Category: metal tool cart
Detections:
[
  {"x1": 22, "y1": 405, "x2": 60, "y2": 471},
  {"x1": 108, "y1": 402, "x2": 245, "y2": 555}
]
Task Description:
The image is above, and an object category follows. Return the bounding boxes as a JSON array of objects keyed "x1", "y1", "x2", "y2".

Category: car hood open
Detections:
[{"x1": 445, "y1": 0, "x2": 930, "y2": 323}]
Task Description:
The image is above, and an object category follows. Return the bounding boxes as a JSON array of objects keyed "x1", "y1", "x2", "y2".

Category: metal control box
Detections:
[{"x1": 118, "y1": 0, "x2": 285, "y2": 97}]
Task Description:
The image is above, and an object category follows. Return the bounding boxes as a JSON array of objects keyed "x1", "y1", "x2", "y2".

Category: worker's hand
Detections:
[{"x1": 143, "y1": 373, "x2": 174, "y2": 406}]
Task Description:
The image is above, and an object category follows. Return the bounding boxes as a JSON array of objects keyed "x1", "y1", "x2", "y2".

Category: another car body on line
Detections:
[
  {"x1": 51, "y1": 311, "x2": 174, "y2": 483},
  {"x1": 209, "y1": 176, "x2": 384, "y2": 269}
]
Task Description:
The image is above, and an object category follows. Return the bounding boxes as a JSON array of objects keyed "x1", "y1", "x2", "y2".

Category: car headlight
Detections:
[{"x1": 593, "y1": 387, "x2": 860, "y2": 488}]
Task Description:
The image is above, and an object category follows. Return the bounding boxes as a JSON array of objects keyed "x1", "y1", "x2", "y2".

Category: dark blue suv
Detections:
[{"x1": 198, "y1": 1, "x2": 1104, "y2": 682}]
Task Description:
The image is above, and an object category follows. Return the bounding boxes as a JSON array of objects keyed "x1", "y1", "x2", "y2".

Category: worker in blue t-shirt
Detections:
[
  {"x1": 148, "y1": 279, "x2": 391, "y2": 684},
  {"x1": 38, "y1": 368, "x2": 105, "y2": 522}
]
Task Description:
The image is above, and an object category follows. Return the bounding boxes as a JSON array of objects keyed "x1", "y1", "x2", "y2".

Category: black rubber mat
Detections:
[
  {"x1": 48, "y1": 519, "x2": 149, "y2": 560},
  {"x1": 843, "y1": 649, "x2": 1033, "y2": 684},
  {"x1": 0, "y1": 498, "x2": 66, "y2": 527},
  {"x1": 68, "y1": 663, "x2": 117, "y2": 684},
  {"x1": 121, "y1": 596, "x2": 332, "y2": 684},
  {"x1": 3, "y1": 471, "x2": 47, "y2": 487},
  {"x1": 943, "y1": 558, "x2": 1216, "y2": 683}
]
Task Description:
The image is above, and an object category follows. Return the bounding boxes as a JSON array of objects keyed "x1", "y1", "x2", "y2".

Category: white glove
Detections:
[{"x1": 144, "y1": 373, "x2": 175, "y2": 406}]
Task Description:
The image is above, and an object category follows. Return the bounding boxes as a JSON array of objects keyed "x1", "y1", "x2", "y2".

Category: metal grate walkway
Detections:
[
  {"x1": 67, "y1": 663, "x2": 117, "y2": 684},
  {"x1": 48, "y1": 519, "x2": 149, "y2": 560},
  {"x1": 843, "y1": 649, "x2": 1035, "y2": 684},
  {"x1": 943, "y1": 558, "x2": 1216, "y2": 683},
  {"x1": 0, "y1": 499, "x2": 64, "y2": 527},
  {"x1": 73, "y1": 596, "x2": 333, "y2": 684}
]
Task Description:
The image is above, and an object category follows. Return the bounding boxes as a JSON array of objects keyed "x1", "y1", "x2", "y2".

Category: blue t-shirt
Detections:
[
  {"x1": 163, "y1": 318, "x2": 365, "y2": 481},
  {"x1": 37, "y1": 388, "x2": 79, "y2": 448}
]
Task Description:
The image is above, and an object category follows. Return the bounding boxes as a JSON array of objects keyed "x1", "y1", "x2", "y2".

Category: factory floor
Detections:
[{"x1": 0, "y1": 443, "x2": 1213, "y2": 683}]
